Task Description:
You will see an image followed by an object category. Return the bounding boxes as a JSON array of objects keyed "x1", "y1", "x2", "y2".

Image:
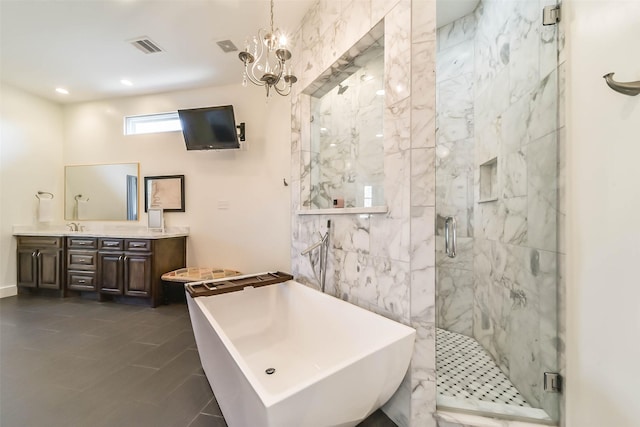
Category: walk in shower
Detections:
[{"x1": 435, "y1": 0, "x2": 561, "y2": 423}]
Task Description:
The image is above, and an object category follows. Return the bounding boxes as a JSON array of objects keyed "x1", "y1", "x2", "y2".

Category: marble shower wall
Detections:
[
  {"x1": 290, "y1": 1, "x2": 437, "y2": 426},
  {"x1": 435, "y1": 12, "x2": 477, "y2": 337},
  {"x1": 435, "y1": 0, "x2": 561, "y2": 421}
]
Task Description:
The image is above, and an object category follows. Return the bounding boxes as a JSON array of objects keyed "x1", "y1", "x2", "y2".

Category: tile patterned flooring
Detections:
[
  {"x1": 0, "y1": 294, "x2": 396, "y2": 427},
  {"x1": 436, "y1": 328, "x2": 530, "y2": 407}
]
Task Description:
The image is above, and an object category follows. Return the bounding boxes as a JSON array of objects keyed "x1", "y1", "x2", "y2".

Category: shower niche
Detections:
[{"x1": 435, "y1": 0, "x2": 562, "y2": 424}]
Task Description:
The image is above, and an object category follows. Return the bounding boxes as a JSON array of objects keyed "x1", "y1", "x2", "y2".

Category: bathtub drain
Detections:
[{"x1": 265, "y1": 368, "x2": 276, "y2": 375}]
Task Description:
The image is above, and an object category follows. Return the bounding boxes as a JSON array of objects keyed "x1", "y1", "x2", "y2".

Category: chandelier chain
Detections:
[{"x1": 270, "y1": 0, "x2": 274, "y2": 33}]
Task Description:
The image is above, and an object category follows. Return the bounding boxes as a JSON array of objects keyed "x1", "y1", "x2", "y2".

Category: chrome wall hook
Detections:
[{"x1": 603, "y1": 73, "x2": 640, "y2": 96}]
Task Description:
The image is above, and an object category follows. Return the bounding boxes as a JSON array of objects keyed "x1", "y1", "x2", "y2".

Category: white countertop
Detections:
[{"x1": 13, "y1": 225, "x2": 189, "y2": 239}]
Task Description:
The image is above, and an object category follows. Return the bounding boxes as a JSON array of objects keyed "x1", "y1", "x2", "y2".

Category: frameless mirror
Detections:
[
  {"x1": 305, "y1": 25, "x2": 384, "y2": 209},
  {"x1": 65, "y1": 163, "x2": 139, "y2": 221}
]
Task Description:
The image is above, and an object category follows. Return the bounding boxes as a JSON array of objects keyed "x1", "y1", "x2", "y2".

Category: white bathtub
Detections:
[{"x1": 186, "y1": 277, "x2": 415, "y2": 427}]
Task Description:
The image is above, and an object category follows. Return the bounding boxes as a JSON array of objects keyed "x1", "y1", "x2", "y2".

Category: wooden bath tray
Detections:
[{"x1": 185, "y1": 271, "x2": 294, "y2": 298}]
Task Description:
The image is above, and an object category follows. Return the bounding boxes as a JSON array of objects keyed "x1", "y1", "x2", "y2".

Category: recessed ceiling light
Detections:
[
  {"x1": 120, "y1": 79, "x2": 133, "y2": 86},
  {"x1": 55, "y1": 87, "x2": 69, "y2": 95}
]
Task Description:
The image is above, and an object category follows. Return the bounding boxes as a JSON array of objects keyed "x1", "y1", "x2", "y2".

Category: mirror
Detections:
[
  {"x1": 305, "y1": 24, "x2": 385, "y2": 210},
  {"x1": 65, "y1": 163, "x2": 139, "y2": 221}
]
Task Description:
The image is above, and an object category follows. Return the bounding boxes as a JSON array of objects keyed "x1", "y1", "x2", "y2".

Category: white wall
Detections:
[
  {"x1": 566, "y1": 1, "x2": 640, "y2": 426},
  {"x1": 63, "y1": 83, "x2": 291, "y2": 274},
  {"x1": 0, "y1": 83, "x2": 65, "y2": 294}
]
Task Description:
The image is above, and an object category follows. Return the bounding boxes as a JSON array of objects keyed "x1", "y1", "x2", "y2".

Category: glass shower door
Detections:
[{"x1": 435, "y1": 0, "x2": 561, "y2": 422}]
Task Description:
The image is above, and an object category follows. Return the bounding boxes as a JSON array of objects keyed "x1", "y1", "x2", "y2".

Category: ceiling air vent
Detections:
[
  {"x1": 216, "y1": 40, "x2": 238, "y2": 53},
  {"x1": 129, "y1": 37, "x2": 163, "y2": 54}
]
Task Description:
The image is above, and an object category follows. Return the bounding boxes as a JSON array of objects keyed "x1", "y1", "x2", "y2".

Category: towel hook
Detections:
[
  {"x1": 36, "y1": 191, "x2": 54, "y2": 200},
  {"x1": 75, "y1": 194, "x2": 90, "y2": 202},
  {"x1": 603, "y1": 73, "x2": 640, "y2": 96}
]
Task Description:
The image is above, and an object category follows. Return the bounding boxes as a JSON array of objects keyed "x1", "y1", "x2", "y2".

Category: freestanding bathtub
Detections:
[{"x1": 185, "y1": 275, "x2": 415, "y2": 427}]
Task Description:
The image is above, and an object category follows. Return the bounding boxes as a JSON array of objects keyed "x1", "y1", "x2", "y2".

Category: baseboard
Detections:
[{"x1": 0, "y1": 285, "x2": 18, "y2": 298}]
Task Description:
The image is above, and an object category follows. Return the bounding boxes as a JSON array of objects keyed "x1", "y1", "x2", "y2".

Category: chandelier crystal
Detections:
[{"x1": 238, "y1": 0, "x2": 297, "y2": 97}]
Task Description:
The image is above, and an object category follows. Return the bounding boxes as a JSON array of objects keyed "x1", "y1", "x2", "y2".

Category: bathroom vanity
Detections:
[{"x1": 14, "y1": 228, "x2": 187, "y2": 307}]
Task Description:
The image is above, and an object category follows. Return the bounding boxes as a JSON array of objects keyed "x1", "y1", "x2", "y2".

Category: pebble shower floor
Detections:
[{"x1": 436, "y1": 328, "x2": 530, "y2": 407}]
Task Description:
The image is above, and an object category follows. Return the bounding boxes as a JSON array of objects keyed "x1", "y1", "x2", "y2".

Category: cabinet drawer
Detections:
[
  {"x1": 98, "y1": 239, "x2": 124, "y2": 250},
  {"x1": 67, "y1": 272, "x2": 96, "y2": 291},
  {"x1": 67, "y1": 250, "x2": 97, "y2": 270},
  {"x1": 17, "y1": 236, "x2": 62, "y2": 248},
  {"x1": 67, "y1": 237, "x2": 97, "y2": 249},
  {"x1": 125, "y1": 239, "x2": 151, "y2": 252}
]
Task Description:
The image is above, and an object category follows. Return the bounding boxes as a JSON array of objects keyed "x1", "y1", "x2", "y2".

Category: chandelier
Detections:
[{"x1": 238, "y1": 0, "x2": 297, "y2": 97}]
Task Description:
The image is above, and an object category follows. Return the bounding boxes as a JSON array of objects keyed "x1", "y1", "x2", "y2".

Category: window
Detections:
[{"x1": 124, "y1": 112, "x2": 181, "y2": 135}]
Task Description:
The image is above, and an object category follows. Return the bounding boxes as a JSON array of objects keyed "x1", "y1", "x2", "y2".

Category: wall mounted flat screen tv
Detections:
[{"x1": 178, "y1": 105, "x2": 240, "y2": 150}]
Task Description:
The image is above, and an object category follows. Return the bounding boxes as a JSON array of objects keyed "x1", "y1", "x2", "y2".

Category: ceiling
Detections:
[
  {"x1": 0, "y1": 0, "x2": 314, "y2": 104},
  {"x1": 1, "y1": 0, "x2": 478, "y2": 105}
]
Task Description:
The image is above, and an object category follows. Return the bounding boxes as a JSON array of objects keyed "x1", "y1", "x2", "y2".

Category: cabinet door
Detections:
[
  {"x1": 98, "y1": 252, "x2": 123, "y2": 295},
  {"x1": 38, "y1": 249, "x2": 62, "y2": 289},
  {"x1": 124, "y1": 254, "x2": 151, "y2": 297},
  {"x1": 17, "y1": 248, "x2": 38, "y2": 288}
]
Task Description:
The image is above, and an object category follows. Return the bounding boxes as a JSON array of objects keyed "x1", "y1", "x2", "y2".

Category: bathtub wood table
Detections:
[
  {"x1": 185, "y1": 271, "x2": 293, "y2": 297},
  {"x1": 160, "y1": 267, "x2": 242, "y2": 304}
]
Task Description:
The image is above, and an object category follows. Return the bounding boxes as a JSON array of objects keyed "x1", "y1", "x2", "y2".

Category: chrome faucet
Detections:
[
  {"x1": 301, "y1": 220, "x2": 331, "y2": 293},
  {"x1": 66, "y1": 222, "x2": 80, "y2": 231}
]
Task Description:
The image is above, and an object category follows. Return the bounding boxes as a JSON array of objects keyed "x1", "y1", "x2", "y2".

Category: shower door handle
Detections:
[{"x1": 444, "y1": 216, "x2": 457, "y2": 258}]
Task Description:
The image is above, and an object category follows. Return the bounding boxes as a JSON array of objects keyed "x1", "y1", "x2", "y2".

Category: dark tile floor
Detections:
[{"x1": 0, "y1": 294, "x2": 397, "y2": 427}]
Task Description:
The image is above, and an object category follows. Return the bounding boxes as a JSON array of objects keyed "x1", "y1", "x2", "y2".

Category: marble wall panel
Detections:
[
  {"x1": 436, "y1": 266, "x2": 473, "y2": 335},
  {"x1": 411, "y1": 0, "x2": 437, "y2": 424},
  {"x1": 437, "y1": 13, "x2": 477, "y2": 52},
  {"x1": 436, "y1": 39, "x2": 475, "y2": 85},
  {"x1": 411, "y1": 40, "x2": 436, "y2": 149},
  {"x1": 385, "y1": 0, "x2": 411, "y2": 106},
  {"x1": 526, "y1": 132, "x2": 557, "y2": 252},
  {"x1": 384, "y1": 149, "x2": 411, "y2": 220},
  {"x1": 411, "y1": 206, "x2": 436, "y2": 269},
  {"x1": 528, "y1": 70, "x2": 558, "y2": 142},
  {"x1": 292, "y1": 1, "x2": 437, "y2": 426},
  {"x1": 412, "y1": 147, "x2": 436, "y2": 207},
  {"x1": 385, "y1": 98, "x2": 412, "y2": 153}
]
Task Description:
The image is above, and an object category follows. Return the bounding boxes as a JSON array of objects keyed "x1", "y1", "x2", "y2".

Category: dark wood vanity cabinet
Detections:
[
  {"x1": 16, "y1": 233, "x2": 185, "y2": 307},
  {"x1": 97, "y1": 239, "x2": 152, "y2": 298},
  {"x1": 66, "y1": 237, "x2": 98, "y2": 291},
  {"x1": 16, "y1": 236, "x2": 64, "y2": 291},
  {"x1": 97, "y1": 237, "x2": 186, "y2": 306}
]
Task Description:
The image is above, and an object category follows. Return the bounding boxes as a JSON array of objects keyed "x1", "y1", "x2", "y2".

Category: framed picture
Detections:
[
  {"x1": 147, "y1": 208, "x2": 164, "y2": 231},
  {"x1": 144, "y1": 175, "x2": 185, "y2": 212}
]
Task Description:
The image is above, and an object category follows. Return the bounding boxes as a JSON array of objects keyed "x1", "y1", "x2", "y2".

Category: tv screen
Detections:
[{"x1": 178, "y1": 105, "x2": 240, "y2": 150}]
